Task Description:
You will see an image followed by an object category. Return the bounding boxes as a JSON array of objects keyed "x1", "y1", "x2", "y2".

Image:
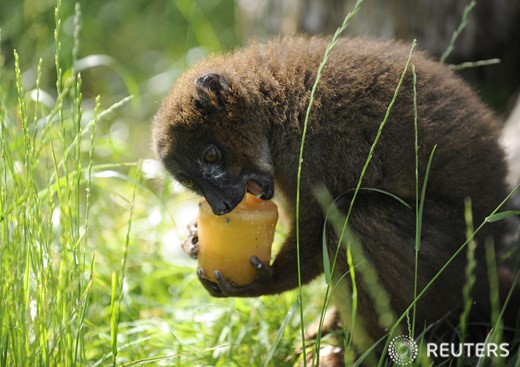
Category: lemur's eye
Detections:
[
  {"x1": 180, "y1": 178, "x2": 195, "y2": 188},
  {"x1": 203, "y1": 146, "x2": 221, "y2": 164}
]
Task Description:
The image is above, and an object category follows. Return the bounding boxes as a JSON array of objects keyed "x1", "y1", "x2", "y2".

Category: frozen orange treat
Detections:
[{"x1": 197, "y1": 193, "x2": 278, "y2": 285}]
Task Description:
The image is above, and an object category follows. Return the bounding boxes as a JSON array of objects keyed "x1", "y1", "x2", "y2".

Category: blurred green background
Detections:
[{"x1": 0, "y1": 0, "x2": 240, "y2": 162}]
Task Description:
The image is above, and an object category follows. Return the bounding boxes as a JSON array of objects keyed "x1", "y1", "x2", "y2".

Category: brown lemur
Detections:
[{"x1": 153, "y1": 37, "x2": 520, "y2": 343}]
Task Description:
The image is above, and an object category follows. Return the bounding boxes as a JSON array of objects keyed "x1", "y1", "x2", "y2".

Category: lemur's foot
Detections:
[
  {"x1": 197, "y1": 256, "x2": 273, "y2": 297},
  {"x1": 181, "y1": 220, "x2": 198, "y2": 259}
]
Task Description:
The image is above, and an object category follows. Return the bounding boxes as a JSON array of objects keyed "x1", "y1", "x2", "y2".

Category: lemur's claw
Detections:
[{"x1": 197, "y1": 256, "x2": 273, "y2": 297}]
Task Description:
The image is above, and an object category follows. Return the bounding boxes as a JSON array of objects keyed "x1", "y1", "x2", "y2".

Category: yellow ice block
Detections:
[{"x1": 197, "y1": 193, "x2": 278, "y2": 285}]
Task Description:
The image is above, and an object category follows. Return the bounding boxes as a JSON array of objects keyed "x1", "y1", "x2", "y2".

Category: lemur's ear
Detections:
[{"x1": 194, "y1": 73, "x2": 231, "y2": 111}]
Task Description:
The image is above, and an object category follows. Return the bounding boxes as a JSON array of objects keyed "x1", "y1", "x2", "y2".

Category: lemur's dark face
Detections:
[{"x1": 153, "y1": 73, "x2": 274, "y2": 215}]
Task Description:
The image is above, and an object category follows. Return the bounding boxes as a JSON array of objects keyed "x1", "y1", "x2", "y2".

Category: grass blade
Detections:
[
  {"x1": 264, "y1": 298, "x2": 300, "y2": 367},
  {"x1": 440, "y1": 0, "x2": 476, "y2": 63},
  {"x1": 486, "y1": 210, "x2": 520, "y2": 223}
]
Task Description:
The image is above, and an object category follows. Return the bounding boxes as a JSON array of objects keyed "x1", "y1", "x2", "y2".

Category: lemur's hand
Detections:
[
  {"x1": 181, "y1": 220, "x2": 199, "y2": 259},
  {"x1": 197, "y1": 256, "x2": 273, "y2": 297}
]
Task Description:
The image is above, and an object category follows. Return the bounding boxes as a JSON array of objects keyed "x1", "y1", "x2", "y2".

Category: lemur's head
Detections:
[{"x1": 153, "y1": 72, "x2": 274, "y2": 215}]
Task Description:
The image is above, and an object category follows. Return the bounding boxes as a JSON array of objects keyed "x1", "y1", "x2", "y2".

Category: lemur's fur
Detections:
[{"x1": 153, "y1": 36, "x2": 519, "y2": 347}]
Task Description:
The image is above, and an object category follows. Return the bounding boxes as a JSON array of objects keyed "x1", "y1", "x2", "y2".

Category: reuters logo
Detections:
[{"x1": 388, "y1": 335, "x2": 418, "y2": 365}]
